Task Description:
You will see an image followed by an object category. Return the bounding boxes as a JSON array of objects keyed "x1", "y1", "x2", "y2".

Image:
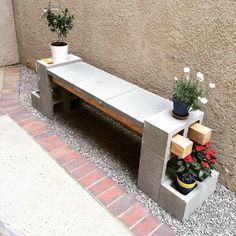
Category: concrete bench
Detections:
[{"x1": 32, "y1": 55, "x2": 218, "y2": 221}]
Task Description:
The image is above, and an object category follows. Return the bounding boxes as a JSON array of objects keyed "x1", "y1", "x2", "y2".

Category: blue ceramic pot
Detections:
[{"x1": 172, "y1": 96, "x2": 189, "y2": 117}]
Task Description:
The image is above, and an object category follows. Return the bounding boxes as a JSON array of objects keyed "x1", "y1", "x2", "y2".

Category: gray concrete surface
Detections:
[{"x1": 0, "y1": 115, "x2": 131, "y2": 236}]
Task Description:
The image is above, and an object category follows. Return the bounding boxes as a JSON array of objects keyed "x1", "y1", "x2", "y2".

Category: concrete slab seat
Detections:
[{"x1": 46, "y1": 61, "x2": 172, "y2": 134}]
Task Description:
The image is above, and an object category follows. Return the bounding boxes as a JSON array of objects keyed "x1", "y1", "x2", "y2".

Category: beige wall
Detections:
[
  {"x1": 0, "y1": 0, "x2": 19, "y2": 66},
  {"x1": 12, "y1": 0, "x2": 236, "y2": 191}
]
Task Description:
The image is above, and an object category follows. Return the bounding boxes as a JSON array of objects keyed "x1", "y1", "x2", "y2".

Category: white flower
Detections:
[
  {"x1": 186, "y1": 75, "x2": 190, "y2": 80},
  {"x1": 200, "y1": 97, "x2": 208, "y2": 104},
  {"x1": 209, "y1": 83, "x2": 215, "y2": 88},
  {"x1": 198, "y1": 96, "x2": 201, "y2": 101},
  {"x1": 43, "y1": 8, "x2": 48, "y2": 14},
  {"x1": 184, "y1": 67, "x2": 190, "y2": 73},
  {"x1": 197, "y1": 72, "x2": 204, "y2": 81},
  {"x1": 174, "y1": 77, "x2": 179, "y2": 81}
]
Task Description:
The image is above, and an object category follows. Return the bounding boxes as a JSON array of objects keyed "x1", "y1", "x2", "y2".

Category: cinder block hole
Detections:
[
  {"x1": 165, "y1": 157, "x2": 178, "y2": 179},
  {"x1": 53, "y1": 102, "x2": 63, "y2": 113},
  {"x1": 177, "y1": 129, "x2": 184, "y2": 136},
  {"x1": 70, "y1": 98, "x2": 81, "y2": 111}
]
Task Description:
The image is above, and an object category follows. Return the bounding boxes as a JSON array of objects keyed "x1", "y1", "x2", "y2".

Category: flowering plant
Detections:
[
  {"x1": 191, "y1": 142, "x2": 217, "y2": 180},
  {"x1": 177, "y1": 142, "x2": 217, "y2": 181},
  {"x1": 173, "y1": 67, "x2": 215, "y2": 111}
]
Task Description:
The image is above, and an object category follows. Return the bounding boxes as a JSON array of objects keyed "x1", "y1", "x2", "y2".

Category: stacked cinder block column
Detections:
[
  {"x1": 138, "y1": 109, "x2": 218, "y2": 221},
  {"x1": 31, "y1": 55, "x2": 81, "y2": 118}
]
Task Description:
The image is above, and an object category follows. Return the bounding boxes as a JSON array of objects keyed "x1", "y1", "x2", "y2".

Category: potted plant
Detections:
[
  {"x1": 176, "y1": 155, "x2": 199, "y2": 195},
  {"x1": 43, "y1": 2, "x2": 75, "y2": 62},
  {"x1": 172, "y1": 67, "x2": 215, "y2": 119},
  {"x1": 191, "y1": 142, "x2": 217, "y2": 181}
]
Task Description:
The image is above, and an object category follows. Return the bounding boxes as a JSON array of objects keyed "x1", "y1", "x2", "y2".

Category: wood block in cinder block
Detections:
[
  {"x1": 170, "y1": 134, "x2": 193, "y2": 158},
  {"x1": 188, "y1": 123, "x2": 212, "y2": 145}
]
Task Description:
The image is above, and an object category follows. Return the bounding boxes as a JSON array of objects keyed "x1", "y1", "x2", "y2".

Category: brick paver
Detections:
[{"x1": 0, "y1": 65, "x2": 175, "y2": 236}]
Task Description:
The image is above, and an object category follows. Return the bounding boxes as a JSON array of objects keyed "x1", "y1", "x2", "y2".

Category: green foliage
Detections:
[
  {"x1": 173, "y1": 78, "x2": 204, "y2": 111},
  {"x1": 43, "y1": 2, "x2": 74, "y2": 42}
]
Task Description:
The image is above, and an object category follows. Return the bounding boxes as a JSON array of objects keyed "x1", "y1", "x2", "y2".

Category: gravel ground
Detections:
[{"x1": 19, "y1": 65, "x2": 236, "y2": 236}]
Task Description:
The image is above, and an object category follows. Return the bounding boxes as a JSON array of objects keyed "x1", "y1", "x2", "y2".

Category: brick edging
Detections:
[{"x1": 0, "y1": 65, "x2": 175, "y2": 236}]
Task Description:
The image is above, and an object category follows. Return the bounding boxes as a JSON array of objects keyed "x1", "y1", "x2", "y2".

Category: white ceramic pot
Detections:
[{"x1": 50, "y1": 42, "x2": 68, "y2": 63}]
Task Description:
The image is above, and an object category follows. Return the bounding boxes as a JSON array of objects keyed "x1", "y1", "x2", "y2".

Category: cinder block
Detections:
[
  {"x1": 142, "y1": 110, "x2": 204, "y2": 159},
  {"x1": 31, "y1": 90, "x2": 41, "y2": 111},
  {"x1": 137, "y1": 146, "x2": 167, "y2": 202},
  {"x1": 188, "y1": 123, "x2": 212, "y2": 145},
  {"x1": 159, "y1": 170, "x2": 219, "y2": 221}
]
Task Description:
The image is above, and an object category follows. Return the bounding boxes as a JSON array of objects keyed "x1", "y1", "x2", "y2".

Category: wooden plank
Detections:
[
  {"x1": 188, "y1": 123, "x2": 212, "y2": 145},
  {"x1": 52, "y1": 77, "x2": 143, "y2": 135},
  {"x1": 170, "y1": 134, "x2": 193, "y2": 158}
]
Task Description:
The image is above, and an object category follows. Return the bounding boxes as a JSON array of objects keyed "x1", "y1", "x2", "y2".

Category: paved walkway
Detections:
[
  {"x1": 0, "y1": 115, "x2": 131, "y2": 236},
  {"x1": 0, "y1": 65, "x2": 174, "y2": 236}
]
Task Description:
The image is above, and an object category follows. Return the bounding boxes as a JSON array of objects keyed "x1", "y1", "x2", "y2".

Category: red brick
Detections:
[
  {"x1": 3, "y1": 105, "x2": 25, "y2": 114},
  {"x1": 131, "y1": 215, "x2": 161, "y2": 236},
  {"x1": 98, "y1": 185, "x2": 125, "y2": 206},
  {"x1": 57, "y1": 150, "x2": 82, "y2": 164},
  {"x1": 49, "y1": 145, "x2": 74, "y2": 159},
  {"x1": 9, "y1": 109, "x2": 30, "y2": 120},
  {"x1": 108, "y1": 194, "x2": 136, "y2": 217},
  {"x1": 0, "y1": 101, "x2": 18, "y2": 108},
  {"x1": 33, "y1": 131, "x2": 54, "y2": 141},
  {"x1": 10, "y1": 110, "x2": 32, "y2": 121},
  {"x1": 43, "y1": 139, "x2": 67, "y2": 152},
  {"x1": 0, "y1": 97, "x2": 17, "y2": 102},
  {"x1": 17, "y1": 117, "x2": 39, "y2": 126},
  {"x1": 73, "y1": 163, "x2": 97, "y2": 180},
  {"x1": 38, "y1": 135, "x2": 59, "y2": 145},
  {"x1": 63, "y1": 157, "x2": 88, "y2": 171},
  {"x1": 88, "y1": 177, "x2": 115, "y2": 197},
  {"x1": 27, "y1": 126, "x2": 47, "y2": 136},
  {"x1": 150, "y1": 223, "x2": 175, "y2": 236},
  {"x1": 119, "y1": 202, "x2": 149, "y2": 229},
  {"x1": 22, "y1": 121, "x2": 45, "y2": 132},
  {"x1": 79, "y1": 169, "x2": 106, "y2": 188}
]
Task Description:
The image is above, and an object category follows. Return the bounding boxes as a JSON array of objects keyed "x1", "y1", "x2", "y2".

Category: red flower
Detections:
[
  {"x1": 201, "y1": 161, "x2": 209, "y2": 168},
  {"x1": 206, "y1": 154, "x2": 211, "y2": 160},
  {"x1": 211, "y1": 159, "x2": 217, "y2": 164},
  {"x1": 183, "y1": 155, "x2": 193, "y2": 163},
  {"x1": 205, "y1": 142, "x2": 210, "y2": 148},
  {"x1": 206, "y1": 149, "x2": 216, "y2": 156},
  {"x1": 196, "y1": 146, "x2": 204, "y2": 151}
]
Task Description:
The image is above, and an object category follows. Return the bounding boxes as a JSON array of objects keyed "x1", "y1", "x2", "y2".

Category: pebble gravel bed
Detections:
[{"x1": 19, "y1": 65, "x2": 236, "y2": 236}]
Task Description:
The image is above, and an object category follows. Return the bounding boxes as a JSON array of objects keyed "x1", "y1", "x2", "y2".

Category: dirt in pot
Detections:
[{"x1": 51, "y1": 42, "x2": 68, "y2": 46}]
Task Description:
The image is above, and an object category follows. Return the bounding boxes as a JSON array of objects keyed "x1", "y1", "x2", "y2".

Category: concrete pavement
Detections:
[{"x1": 0, "y1": 115, "x2": 131, "y2": 236}]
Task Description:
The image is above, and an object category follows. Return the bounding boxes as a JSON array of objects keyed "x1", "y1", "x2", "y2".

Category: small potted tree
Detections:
[
  {"x1": 43, "y1": 2, "x2": 74, "y2": 62},
  {"x1": 172, "y1": 67, "x2": 215, "y2": 119}
]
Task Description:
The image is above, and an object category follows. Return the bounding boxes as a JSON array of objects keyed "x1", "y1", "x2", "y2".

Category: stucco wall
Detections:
[
  {"x1": 12, "y1": 0, "x2": 236, "y2": 191},
  {"x1": 0, "y1": 0, "x2": 19, "y2": 66}
]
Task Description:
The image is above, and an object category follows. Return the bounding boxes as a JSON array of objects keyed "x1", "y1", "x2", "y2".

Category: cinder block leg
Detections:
[
  {"x1": 138, "y1": 147, "x2": 167, "y2": 201},
  {"x1": 38, "y1": 64, "x2": 54, "y2": 119}
]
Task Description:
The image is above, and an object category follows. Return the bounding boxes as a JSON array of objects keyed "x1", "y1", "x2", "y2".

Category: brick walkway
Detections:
[{"x1": 0, "y1": 65, "x2": 175, "y2": 236}]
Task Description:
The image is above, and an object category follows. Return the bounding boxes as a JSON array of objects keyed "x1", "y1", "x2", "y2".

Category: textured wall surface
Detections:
[
  {"x1": 12, "y1": 0, "x2": 236, "y2": 191},
  {"x1": 0, "y1": 0, "x2": 19, "y2": 66}
]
